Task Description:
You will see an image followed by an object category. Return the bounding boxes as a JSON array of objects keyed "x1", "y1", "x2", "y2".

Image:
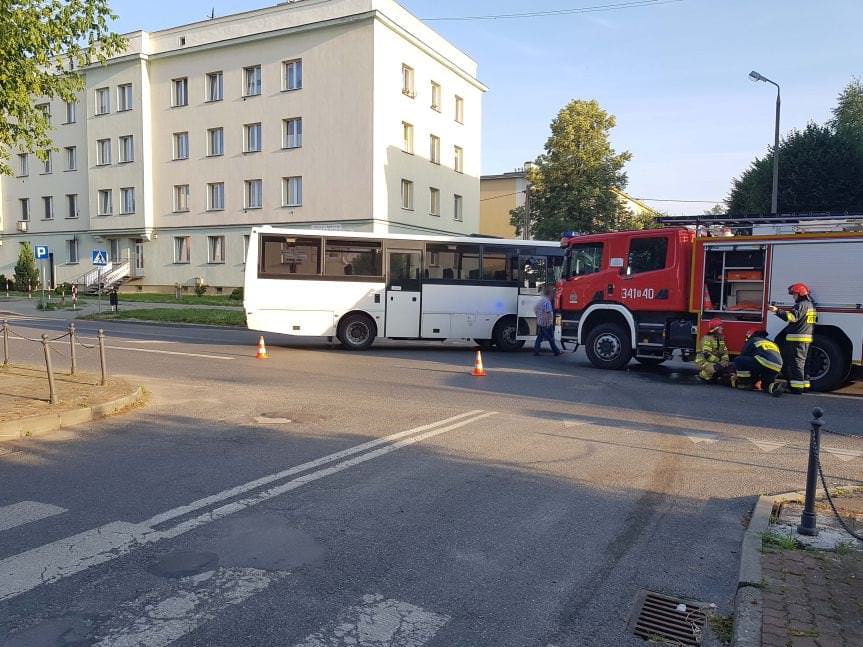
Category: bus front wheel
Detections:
[
  {"x1": 337, "y1": 314, "x2": 376, "y2": 351},
  {"x1": 493, "y1": 317, "x2": 525, "y2": 352}
]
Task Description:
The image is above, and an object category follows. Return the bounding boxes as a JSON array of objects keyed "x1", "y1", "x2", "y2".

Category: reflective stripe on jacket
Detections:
[
  {"x1": 776, "y1": 299, "x2": 816, "y2": 343},
  {"x1": 695, "y1": 333, "x2": 729, "y2": 368},
  {"x1": 751, "y1": 338, "x2": 783, "y2": 372}
]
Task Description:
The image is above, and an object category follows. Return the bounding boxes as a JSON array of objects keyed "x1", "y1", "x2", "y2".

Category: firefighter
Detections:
[
  {"x1": 695, "y1": 318, "x2": 732, "y2": 384},
  {"x1": 769, "y1": 283, "x2": 817, "y2": 394},
  {"x1": 732, "y1": 329, "x2": 784, "y2": 395}
]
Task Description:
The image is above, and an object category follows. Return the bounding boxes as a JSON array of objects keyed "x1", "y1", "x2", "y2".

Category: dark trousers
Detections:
[
  {"x1": 534, "y1": 325, "x2": 560, "y2": 355},
  {"x1": 733, "y1": 355, "x2": 779, "y2": 389},
  {"x1": 782, "y1": 342, "x2": 810, "y2": 391}
]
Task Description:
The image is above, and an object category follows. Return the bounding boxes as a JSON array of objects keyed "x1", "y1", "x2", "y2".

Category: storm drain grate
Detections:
[{"x1": 630, "y1": 590, "x2": 707, "y2": 646}]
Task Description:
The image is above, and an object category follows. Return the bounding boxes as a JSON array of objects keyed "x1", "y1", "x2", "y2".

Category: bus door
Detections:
[
  {"x1": 385, "y1": 250, "x2": 422, "y2": 338},
  {"x1": 516, "y1": 254, "x2": 547, "y2": 340}
]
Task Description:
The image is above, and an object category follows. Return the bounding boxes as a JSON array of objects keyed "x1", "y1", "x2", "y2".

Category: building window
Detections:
[
  {"x1": 455, "y1": 95, "x2": 464, "y2": 124},
  {"x1": 120, "y1": 187, "x2": 135, "y2": 214},
  {"x1": 97, "y1": 189, "x2": 113, "y2": 215},
  {"x1": 208, "y1": 236, "x2": 226, "y2": 264},
  {"x1": 243, "y1": 235, "x2": 250, "y2": 263},
  {"x1": 174, "y1": 236, "x2": 191, "y2": 264},
  {"x1": 244, "y1": 65, "x2": 262, "y2": 97},
  {"x1": 36, "y1": 103, "x2": 51, "y2": 124},
  {"x1": 282, "y1": 117, "x2": 302, "y2": 149},
  {"x1": 17, "y1": 153, "x2": 28, "y2": 177},
  {"x1": 206, "y1": 71, "x2": 223, "y2": 102},
  {"x1": 96, "y1": 139, "x2": 111, "y2": 165},
  {"x1": 207, "y1": 182, "x2": 225, "y2": 210},
  {"x1": 173, "y1": 131, "x2": 189, "y2": 160},
  {"x1": 173, "y1": 184, "x2": 190, "y2": 212},
  {"x1": 402, "y1": 64, "x2": 415, "y2": 98},
  {"x1": 41, "y1": 151, "x2": 51, "y2": 174},
  {"x1": 283, "y1": 59, "x2": 302, "y2": 91},
  {"x1": 245, "y1": 179, "x2": 263, "y2": 209},
  {"x1": 282, "y1": 176, "x2": 302, "y2": 207},
  {"x1": 119, "y1": 135, "x2": 134, "y2": 163},
  {"x1": 66, "y1": 194, "x2": 78, "y2": 219},
  {"x1": 65, "y1": 146, "x2": 77, "y2": 171},
  {"x1": 67, "y1": 239, "x2": 79, "y2": 264},
  {"x1": 401, "y1": 179, "x2": 414, "y2": 210},
  {"x1": 65, "y1": 101, "x2": 76, "y2": 124},
  {"x1": 244, "y1": 123, "x2": 262, "y2": 153},
  {"x1": 454, "y1": 145, "x2": 464, "y2": 173},
  {"x1": 95, "y1": 87, "x2": 110, "y2": 115},
  {"x1": 429, "y1": 187, "x2": 440, "y2": 216},
  {"x1": 207, "y1": 127, "x2": 224, "y2": 156},
  {"x1": 109, "y1": 239, "x2": 121, "y2": 262},
  {"x1": 402, "y1": 122, "x2": 414, "y2": 154},
  {"x1": 453, "y1": 194, "x2": 463, "y2": 221},
  {"x1": 42, "y1": 196, "x2": 54, "y2": 220},
  {"x1": 172, "y1": 77, "x2": 188, "y2": 107},
  {"x1": 118, "y1": 83, "x2": 133, "y2": 111},
  {"x1": 19, "y1": 198, "x2": 30, "y2": 221},
  {"x1": 431, "y1": 81, "x2": 441, "y2": 111},
  {"x1": 430, "y1": 135, "x2": 440, "y2": 164}
]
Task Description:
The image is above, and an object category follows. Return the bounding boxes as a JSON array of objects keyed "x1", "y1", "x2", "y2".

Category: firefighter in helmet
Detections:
[
  {"x1": 769, "y1": 283, "x2": 817, "y2": 394},
  {"x1": 732, "y1": 329, "x2": 784, "y2": 396},
  {"x1": 695, "y1": 318, "x2": 732, "y2": 384}
]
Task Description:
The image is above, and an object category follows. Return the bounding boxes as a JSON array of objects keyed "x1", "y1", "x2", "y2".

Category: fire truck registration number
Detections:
[{"x1": 622, "y1": 287, "x2": 656, "y2": 300}]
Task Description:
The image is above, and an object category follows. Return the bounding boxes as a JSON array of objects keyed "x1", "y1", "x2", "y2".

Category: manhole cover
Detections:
[{"x1": 630, "y1": 590, "x2": 707, "y2": 645}]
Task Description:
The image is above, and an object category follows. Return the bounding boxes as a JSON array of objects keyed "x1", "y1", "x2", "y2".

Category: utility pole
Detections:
[
  {"x1": 749, "y1": 71, "x2": 781, "y2": 214},
  {"x1": 522, "y1": 161, "x2": 535, "y2": 240}
]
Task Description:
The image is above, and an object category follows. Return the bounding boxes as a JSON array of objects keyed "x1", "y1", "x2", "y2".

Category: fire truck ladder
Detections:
[{"x1": 657, "y1": 212, "x2": 863, "y2": 233}]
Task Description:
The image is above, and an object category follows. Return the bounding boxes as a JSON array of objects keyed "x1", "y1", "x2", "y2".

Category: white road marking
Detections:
[
  {"x1": 254, "y1": 416, "x2": 292, "y2": 424},
  {"x1": 563, "y1": 420, "x2": 589, "y2": 428},
  {"x1": 0, "y1": 411, "x2": 493, "y2": 603},
  {"x1": 748, "y1": 439, "x2": 786, "y2": 453},
  {"x1": 294, "y1": 594, "x2": 450, "y2": 647},
  {"x1": 7, "y1": 336, "x2": 233, "y2": 360},
  {"x1": 0, "y1": 501, "x2": 67, "y2": 532},
  {"x1": 93, "y1": 567, "x2": 286, "y2": 647},
  {"x1": 685, "y1": 431, "x2": 719, "y2": 444},
  {"x1": 823, "y1": 447, "x2": 862, "y2": 462}
]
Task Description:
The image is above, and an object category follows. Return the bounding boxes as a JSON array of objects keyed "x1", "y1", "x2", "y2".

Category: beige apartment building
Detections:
[
  {"x1": 0, "y1": 0, "x2": 485, "y2": 291},
  {"x1": 479, "y1": 170, "x2": 526, "y2": 238}
]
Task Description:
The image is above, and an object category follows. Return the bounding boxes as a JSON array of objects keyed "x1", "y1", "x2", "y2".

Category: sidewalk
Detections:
[{"x1": 0, "y1": 296, "x2": 239, "y2": 322}]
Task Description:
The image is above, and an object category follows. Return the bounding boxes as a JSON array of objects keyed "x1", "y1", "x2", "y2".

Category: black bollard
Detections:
[{"x1": 797, "y1": 407, "x2": 824, "y2": 536}]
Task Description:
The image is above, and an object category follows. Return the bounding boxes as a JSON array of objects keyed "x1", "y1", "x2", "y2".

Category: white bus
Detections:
[{"x1": 244, "y1": 227, "x2": 564, "y2": 350}]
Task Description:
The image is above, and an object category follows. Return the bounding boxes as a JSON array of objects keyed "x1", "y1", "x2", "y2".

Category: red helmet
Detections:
[
  {"x1": 707, "y1": 317, "x2": 723, "y2": 332},
  {"x1": 788, "y1": 283, "x2": 810, "y2": 297}
]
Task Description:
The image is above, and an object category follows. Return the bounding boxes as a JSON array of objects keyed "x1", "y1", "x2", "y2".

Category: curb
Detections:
[{"x1": 0, "y1": 385, "x2": 144, "y2": 441}]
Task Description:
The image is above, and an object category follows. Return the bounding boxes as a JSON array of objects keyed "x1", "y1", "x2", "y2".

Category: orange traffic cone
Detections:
[
  {"x1": 256, "y1": 336, "x2": 269, "y2": 359},
  {"x1": 471, "y1": 350, "x2": 487, "y2": 377}
]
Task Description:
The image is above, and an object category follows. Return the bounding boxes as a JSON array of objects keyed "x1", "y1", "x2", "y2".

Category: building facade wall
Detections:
[{"x1": 479, "y1": 173, "x2": 524, "y2": 238}]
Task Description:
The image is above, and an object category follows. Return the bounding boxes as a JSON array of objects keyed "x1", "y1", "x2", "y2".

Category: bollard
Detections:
[
  {"x1": 69, "y1": 322, "x2": 77, "y2": 375},
  {"x1": 42, "y1": 334, "x2": 58, "y2": 404},
  {"x1": 2, "y1": 320, "x2": 8, "y2": 367},
  {"x1": 797, "y1": 407, "x2": 824, "y2": 536},
  {"x1": 97, "y1": 329, "x2": 107, "y2": 386}
]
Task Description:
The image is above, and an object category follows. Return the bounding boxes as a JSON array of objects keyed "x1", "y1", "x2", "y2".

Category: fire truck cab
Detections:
[{"x1": 556, "y1": 216, "x2": 863, "y2": 391}]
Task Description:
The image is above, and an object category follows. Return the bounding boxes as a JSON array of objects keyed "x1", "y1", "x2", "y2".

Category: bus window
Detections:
[
  {"x1": 519, "y1": 255, "x2": 547, "y2": 293},
  {"x1": 426, "y1": 243, "x2": 480, "y2": 281},
  {"x1": 324, "y1": 239, "x2": 382, "y2": 277},
  {"x1": 259, "y1": 235, "x2": 321, "y2": 277},
  {"x1": 481, "y1": 246, "x2": 516, "y2": 281},
  {"x1": 567, "y1": 243, "x2": 603, "y2": 278}
]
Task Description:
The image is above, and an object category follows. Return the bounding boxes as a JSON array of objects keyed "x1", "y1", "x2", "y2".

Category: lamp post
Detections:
[
  {"x1": 749, "y1": 70, "x2": 781, "y2": 214},
  {"x1": 522, "y1": 161, "x2": 536, "y2": 240}
]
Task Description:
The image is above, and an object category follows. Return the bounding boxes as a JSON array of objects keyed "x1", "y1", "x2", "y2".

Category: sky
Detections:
[{"x1": 105, "y1": 0, "x2": 863, "y2": 215}]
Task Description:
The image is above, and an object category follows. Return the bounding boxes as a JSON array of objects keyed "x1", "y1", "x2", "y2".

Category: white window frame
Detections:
[
  {"x1": 95, "y1": 87, "x2": 110, "y2": 115},
  {"x1": 401, "y1": 179, "x2": 414, "y2": 210},
  {"x1": 244, "y1": 123, "x2": 262, "y2": 153},
  {"x1": 283, "y1": 59, "x2": 303, "y2": 91},
  {"x1": 245, "y1": 179, "x2": 263, "y2": 209},
  {"x1": 207, "y1": 182, "x2": 225, "y2": 211},
  {"x1": 41, "y1": 151, "x2": 51, "y2": 174},
  {"x1": 67, "y1": 239, "x2": 79, "y2": 264},
  {"x1": 65, "y1": 101, "x2": 76, "y2": 124},
  {"x1": 454, "y1": 194, "x2": 463, "y2": 222},
  {"x1": 118, "y1": 83, "x2": 133, "y2": 111},
  {"x1": 173, "y1": 184, "x2": 190, "y2": 212},
  {"x1": 430, "y1": 135, "x2": 440, "y2": 164},
  {"x1": 65, "y1": 146, "x2": 77, "y2": 171},
  {"x1": 172, "y1": 77, "x2": 188, "y2": 107},
  {"x1": 431, "y1": 81, "x2": 441, "y2": 111},
  {"x1": 19, "y1": 198, "x2": 30, "y2": 221},
  {"x1": 66, "y1": 194, "x2": 78, "y2": 219},
  {"x1": 282, "y1": 117, "x2": 302, "y2": 149},
  {"x1": 208, "y1": 235, "x2": 226, "y2": 264},
  {"x1": 455, "y1": 95, "x2": 464, "y2": 124},
  {"x1": 97, "y1": 189, "x2": 113, "y2": 216},
  {"x1": 206, "y1": 71, "x2": 223, "y2": 102},
  {"x1": 42, "y1": 195, "x2": 54, "y2": 220},
  {"x1": 119, "y1": 135, "x2": 134, "y2": 163},
  {"x1": 402, "y1": 121, "x2": 414, "y2": 154},
  {"x1": 207, "y1": 127, "x2": 224, "y2": 156},
  {"x1": 173, "y1": 131, "x2": 189, "y2": 160},
  {"x1": 282, "y1": 176, "x2": 303, "y2": 207},
  {"x1": 243, "y1": 65, "x2": 262, "y2": 97},
  {"x1": 429, "y1": 187, "x2": 440, "y2": 217},
  {"x1": 96, "y1": 138, "x2": 111, "y2": 166},
  {"x1": 402, "y1": 64, "x2": 415, "y2": 98},
  {"x1": 242, "y1": 235, "x2": 251, "y2": 264},
  {"x1": 120, "y1": 187, "x2": 135, "y2": 214},
  {"x1": 454, "y1": 145, "x2": 464, "y2": 173},
  {"x1": 174, "y1": 236, "x2": 191, "y2": 264},
  {"x1": 18, "y1": 153, "x2": 28, "y2": 177}
]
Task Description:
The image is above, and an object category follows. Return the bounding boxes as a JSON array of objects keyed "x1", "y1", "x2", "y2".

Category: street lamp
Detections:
[
  {"x1": 749, "y1": 70, "x2": 781, "y2": 214},
  {"x1": 522, "y1": 161, "x2": 536, "y2": 240}
]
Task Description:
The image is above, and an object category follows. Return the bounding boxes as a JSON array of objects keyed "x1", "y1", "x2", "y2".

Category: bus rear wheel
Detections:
[{"x1": 337, "y1": 314, "x2": 376, "y2": 351}]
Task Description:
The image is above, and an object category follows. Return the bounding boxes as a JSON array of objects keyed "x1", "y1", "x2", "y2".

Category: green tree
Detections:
[
  {"x1": 831, "y1": 77, "x2": 863, "y2": 152},
  {"x1": 0, "y1": 0, "x2": 125, "y2": 175},
  {"x1": 705, "y1": 203, "x2": 726, "y2": 216},
  {"x1": 513, "y1": 99, "x2": 634, "y2": 239},
  {"x1": 14, "y1": 242, "x2": 39, "y2": 291}
]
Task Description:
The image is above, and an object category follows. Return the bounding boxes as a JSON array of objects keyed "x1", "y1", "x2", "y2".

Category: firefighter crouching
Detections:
[
  {"x1": 695, "y1": 318, "x2": 734, "y2": 384},
  {"x1": 732, "y1": 329, "x2": 785, "y2": 396},
  {"x1": 769, "y1": 283, "x2": 817, "y2": 394}
]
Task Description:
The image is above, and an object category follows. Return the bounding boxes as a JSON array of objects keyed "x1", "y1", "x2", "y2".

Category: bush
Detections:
[
  {"x1": 229, "y1": 287, "x2": 244, "y2": 300},
  {"x1": 14, "y1": 242, "x2": 39, "y2": 292},
  {"x1": 194, "y1": 283, "x2": 208, "y2": 297},
  {"x1": 54, "y1": 282, "x2": 73, "y2": 296}
]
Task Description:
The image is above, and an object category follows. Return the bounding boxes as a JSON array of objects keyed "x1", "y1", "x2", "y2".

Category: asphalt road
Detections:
[{"x1": 1, "y1": 314, "x2": 861, "y2": 647}]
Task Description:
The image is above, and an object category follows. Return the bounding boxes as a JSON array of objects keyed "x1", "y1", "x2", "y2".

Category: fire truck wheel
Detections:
[
  {"x1": 337, "y1": 313, "x2": 376, "y2": 351},
  {"x1": 493, "y1": 317, "x2": 525, "y2": 352},
  {"x1": 585, "y1": 323, "x2": 632, "y2": 370},
  {"x1": 635, "y1": 356, "x2": 666, "y2": 367},
  {"x1": 806, "y1": 335, "x2": 848, "y2": 392}
]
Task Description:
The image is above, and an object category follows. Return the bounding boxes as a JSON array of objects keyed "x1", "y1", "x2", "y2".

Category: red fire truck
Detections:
[{"x1": 555, "y1": 215, "x2": 863, "y2": 391}]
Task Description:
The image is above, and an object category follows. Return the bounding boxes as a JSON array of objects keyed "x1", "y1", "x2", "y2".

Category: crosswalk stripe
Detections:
[
  {"x1": 823, "y1": 447, "x2": 862, "y2": 462},
  {"x1": 747, "y1": 439, "x2": 786, "y2": 453},
  {"x1": 685, "y1": 431, "x2": 719, "y2": 444},
  {"x1": 293, "y1": 594, "x2": 450, "y2": 647},
  {"x1": 93, "y1": 567, "x2": 286, "y2": 647},
  {"x1": 0, "y1": 501, "x2": 67, "y2": 532}
]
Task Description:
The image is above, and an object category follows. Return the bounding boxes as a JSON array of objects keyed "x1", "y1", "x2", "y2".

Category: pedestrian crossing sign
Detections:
[{"x1": 91, "y1": 250, "x2": 108, "y2": 266}]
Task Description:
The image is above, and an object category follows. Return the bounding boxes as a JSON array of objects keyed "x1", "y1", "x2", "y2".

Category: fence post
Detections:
[
  {"x1": 97, "y1": 329, "x2": 107, "y2": 386},
  {"x1": 42, "y1": 334, "x2": 58, "y2": 404},
  {"x1": 2, "y1": 320, "x2": 8, "y2": 367},
  {"x1": 797, "y1": 407, "x2": 824, "y2": 536},
  {"x1": 69, "y1": 322, "x2": 77, "y2": 375}
]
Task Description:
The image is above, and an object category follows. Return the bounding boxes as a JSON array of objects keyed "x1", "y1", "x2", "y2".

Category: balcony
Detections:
[{"x1": 16, "y1": 220, "x2": 29, "y2": 232}]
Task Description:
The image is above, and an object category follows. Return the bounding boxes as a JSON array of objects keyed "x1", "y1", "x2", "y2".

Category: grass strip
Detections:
[
  {"x1": 82, "y1": 307, "x2": 246, "y2": 327},
  {"x1": 114, "y1": 292, "x2": 243, "y2": 307}
]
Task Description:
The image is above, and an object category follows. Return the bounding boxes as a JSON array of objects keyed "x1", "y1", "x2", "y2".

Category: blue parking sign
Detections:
[
  {"x1": 91, "y1": 249, "x2": 108, "y2": 266},
  {"x1": 35, "y1": 245, "x2": 49, "y2": 260}
]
